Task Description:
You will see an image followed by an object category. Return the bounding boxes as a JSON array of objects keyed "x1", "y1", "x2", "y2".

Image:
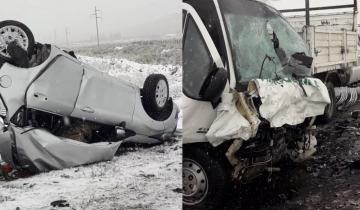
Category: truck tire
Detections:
[
  {"x1": 319, "y1": 82, "x2": 336, "y2": 122},
  {"x1": 0, "y1": 20, "x2": 35, "y2": 61},
  {"x1": 183, "y1": 146, "x2": 229, "y2": 209},
  {"x1": 142, "y1": 74, "x2": 172, "y2": 121}
]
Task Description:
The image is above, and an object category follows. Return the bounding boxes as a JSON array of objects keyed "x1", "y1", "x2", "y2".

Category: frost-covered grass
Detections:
[
  {"x1": 0, "y1": 45, "x2": 183, "y2": 210},
  {"x1": 75, "y1": 39, "x2": 182, "y2": 66}
]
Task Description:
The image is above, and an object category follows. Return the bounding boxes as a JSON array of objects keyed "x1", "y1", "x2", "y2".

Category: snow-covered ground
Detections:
[{"x1": 0, "y1": 55, "x2": 183, "y2": 210}]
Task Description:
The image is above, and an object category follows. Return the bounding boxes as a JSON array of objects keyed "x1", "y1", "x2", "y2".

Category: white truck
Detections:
[
  {"x1": 183, "y1": 0, "x2": 331, "y2": 209},
  {"x1": 281, "y1": 1, "x2": 360, "y2": 120}
]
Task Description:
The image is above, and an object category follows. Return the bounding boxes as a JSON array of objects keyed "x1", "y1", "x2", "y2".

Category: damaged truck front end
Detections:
[{"x1": 182, "y1": 0, "x2": 330, "y2": 208}]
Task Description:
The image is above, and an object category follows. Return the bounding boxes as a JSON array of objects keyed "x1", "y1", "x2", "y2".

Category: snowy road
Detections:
[{"x1": 0, "y1": 54, "x2": 183, "y2": 210}]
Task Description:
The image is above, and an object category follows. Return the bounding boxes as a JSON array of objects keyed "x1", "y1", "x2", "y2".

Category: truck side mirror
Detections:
[{"x1": 200, "y1": 67, "x2": 228, "y2": 107}]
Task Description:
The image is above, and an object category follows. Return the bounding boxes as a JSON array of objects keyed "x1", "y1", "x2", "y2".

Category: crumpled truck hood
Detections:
[
  {"x1": 206, "y1": 77, "x2": 330, "y2": 146},
  {"x1": 12, "y1": 127, "x2": 121, "y2": 172},
  {"x1": 250, "y1": 78, "x2": 330, "y2": 127}
]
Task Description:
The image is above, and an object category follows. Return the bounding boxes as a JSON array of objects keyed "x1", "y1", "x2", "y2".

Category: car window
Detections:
[{"x1": 183, "y1": 15, "x2": 213, "y2": 100}]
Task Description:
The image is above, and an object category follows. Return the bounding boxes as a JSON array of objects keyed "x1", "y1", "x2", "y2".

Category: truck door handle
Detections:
[{"x1": 80, "y1": 106, "x2": 94, "y2": 113}]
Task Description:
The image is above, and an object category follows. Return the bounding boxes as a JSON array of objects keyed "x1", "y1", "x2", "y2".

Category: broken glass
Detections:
[{"x1": 219, "y1": 0, "x2": 311, "y2": 83}]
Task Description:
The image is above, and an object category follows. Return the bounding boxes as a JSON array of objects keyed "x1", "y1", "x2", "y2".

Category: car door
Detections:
[
  {"x1": 26, "y1": 56, "x2": 83, "y2": 116},
  {"x1": 70, "y1": 65, "x2": 136, "y2": 126},
  {"x1": 182, "y1": 3, "x2": 227, "y2": 144}
]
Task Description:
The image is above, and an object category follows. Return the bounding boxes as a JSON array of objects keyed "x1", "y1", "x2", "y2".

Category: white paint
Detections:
[
  {"x1": 253, "y1": 78, "x2": 330, "y2": 127},
  {"x1": 206, "y1": 78, "x2": 330, "y2": 146},
  {"x1": 206, "y1": 93, "x2": 259, "y2": 147}
]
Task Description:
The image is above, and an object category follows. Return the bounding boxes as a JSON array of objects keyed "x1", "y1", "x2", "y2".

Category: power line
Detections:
[{"x1": 91, "y1": 6, "x2": 101, "y2": 48}]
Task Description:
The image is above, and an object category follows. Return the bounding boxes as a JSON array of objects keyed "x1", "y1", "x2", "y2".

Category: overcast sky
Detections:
[
  {"x1": 0, "y1": 0, "x2": 356, "y2": 44},
  {"x1": 269, "y1": 0, "x2": 355, "y2": 10},
  {"x1": 0, "y1": 0, "x2": 181, "y2": 44}
]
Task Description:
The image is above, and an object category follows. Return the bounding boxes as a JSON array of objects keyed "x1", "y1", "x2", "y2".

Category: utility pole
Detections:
[
  {"x1": 65, "y1": 28, "x2": 69, "y2": 47},
  {"x1": 91, "y1": 6, "x2": 101, "y2": 48}
]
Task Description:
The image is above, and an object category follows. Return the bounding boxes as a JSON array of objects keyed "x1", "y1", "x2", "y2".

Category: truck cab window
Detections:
[
  {"x1": 183, "y1": 16, "x2": 213, "y2": 100},
  {"x1": 185, "y1": 0, "x2": 227, "y2": 64}
]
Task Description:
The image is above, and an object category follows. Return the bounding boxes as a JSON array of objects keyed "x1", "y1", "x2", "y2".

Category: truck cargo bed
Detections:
[{"x1": 285, "y1": 12, "x2": 358, "y2": 74}]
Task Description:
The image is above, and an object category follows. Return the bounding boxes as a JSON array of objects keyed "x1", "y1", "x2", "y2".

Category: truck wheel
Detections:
[
  {"x1": 142, "y1": 74, "x2": 172, "y2": 120},
  {"x1": 0, "y1": 20, "x2": 35, "y2": 61},
  {"x1": 183, "y1": 146, "x2": 229, "y2": 209},
  {"x1": 320, "y1": 82, "x2": 336, "y2": 122}
]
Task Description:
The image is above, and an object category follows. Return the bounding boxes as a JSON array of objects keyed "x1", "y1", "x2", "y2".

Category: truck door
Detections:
[
  {"x1": 26, "y1": 56, "x2": 83, "y2": 116},
  {"x1": 182, "y1": 4, "x2": 226, "y2": 143},
  {"x1": 183, "y1": 5, "x2": 224, "y2": 100}
]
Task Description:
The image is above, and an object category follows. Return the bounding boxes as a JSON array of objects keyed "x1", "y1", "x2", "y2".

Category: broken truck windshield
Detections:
[{"x1": 219, "y1": 0, "x2": 311, "y2": 82}]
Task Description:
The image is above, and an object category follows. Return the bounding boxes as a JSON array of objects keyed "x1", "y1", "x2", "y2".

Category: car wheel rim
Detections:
[
  {"x1": 155, "y1": 79, "x2": 168, "y2": 108},
  {"x1": 0, "y1": 25, "x2": 29, "y2": 58},
  {"x1": 183, "y1": 158, "x2": 208, "y2": 206}
]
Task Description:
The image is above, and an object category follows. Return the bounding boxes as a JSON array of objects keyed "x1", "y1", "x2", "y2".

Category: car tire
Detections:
[
  {"x1": 142, "y1": 74, "x2": 172, "y2": 121},
  {"x1": 319, "y1": 82, "x2": 336, "y2": 123},
  {"x1": 183, "y1": 146, "x2": 229, "y2": 210},
  {"x1": 0, "y1": 20, "x2": 35, "y2": 61}
]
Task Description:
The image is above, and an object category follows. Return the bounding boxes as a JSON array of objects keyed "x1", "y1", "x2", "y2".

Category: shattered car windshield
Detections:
[{"x1": 219, "y1": 0, "x2": 311, "y2": 82}]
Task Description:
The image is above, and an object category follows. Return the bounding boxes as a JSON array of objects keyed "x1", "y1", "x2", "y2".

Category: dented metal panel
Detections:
[
  {"x1": 26, "y1": 56, "x2": 83, "y2": 116},
  {"x1": 206, "y1": 78, "x2": 330, "y2": 145},
  {"x1": 13, "y1": 127, "x2": 121, "y2": 172},
  {"x1": 71, "y1": 65, "x2": 136, "y2": 125},
  {"x1": 252, "y1": 78, "x2": 330, "y2": 127},
  {"x1": 206, "y1": 93, "x2": 257, "y2": 146}
]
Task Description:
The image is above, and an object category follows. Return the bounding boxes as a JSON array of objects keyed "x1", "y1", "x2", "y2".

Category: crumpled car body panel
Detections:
[
  {"x1": 12, "y1": 127, "x2": 121, "y2": 172},
  {"x1": 0, "y1": 125, "x2": 167, "y2": 172}
]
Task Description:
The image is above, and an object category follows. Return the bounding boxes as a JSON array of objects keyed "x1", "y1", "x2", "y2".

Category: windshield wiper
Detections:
[{"x1": 259, "y1": 54, "x2": 279, "y2": 79}]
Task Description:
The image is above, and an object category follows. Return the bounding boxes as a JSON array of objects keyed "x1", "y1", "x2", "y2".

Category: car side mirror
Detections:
[{"x1": 200, "y1": 67, "x2": 228, "y2": 107}]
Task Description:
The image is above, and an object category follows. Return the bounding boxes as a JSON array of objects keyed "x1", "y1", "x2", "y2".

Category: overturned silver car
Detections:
[{"x1": 0, "y1": 20, "x2": 179, "y2": 175}]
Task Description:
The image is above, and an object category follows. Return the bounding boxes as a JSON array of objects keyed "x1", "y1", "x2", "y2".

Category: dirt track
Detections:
[{"x1": 225, "y1": 104, "x2": 360, "y2": 210}]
